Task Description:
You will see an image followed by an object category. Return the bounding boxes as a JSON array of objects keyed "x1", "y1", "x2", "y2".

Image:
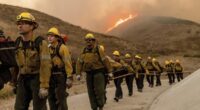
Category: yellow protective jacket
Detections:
[
  {"x1": 165, "y1": 63, "x2": 174, "y2": 73},
  {"x1": 107, "y1": 56, "x2": 122, "y2": 69},
  {"x1": 15, "y1": 36, "x2": 52, "y2": 88},
  {"x1": 146, "y1": 61, "x2": 156, "y2": 71},
  {"x1": 152, "y1": 61, "x2": 162, "y2": 73},
  {"x1": 174, "y1": 63, "x2": 183, "y2": 72},
  {"x1": 110, "y1": 58, "x2": 128, "y2": 77},
  {"x1": 132, "y1": 61, "x2": 149, "y2": 77},
  {"x1": 76, "y1": 45, "x2": 112, "y2": 74},
  {"x1": 49, "y1": 43, "x2": 73, "y2": 78},
  {"x1": 123, "y1": 60, "x2": 136, "y2": 74}
]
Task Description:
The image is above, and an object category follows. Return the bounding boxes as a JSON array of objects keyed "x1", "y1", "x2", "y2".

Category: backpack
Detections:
[
  {"x1": 0, "y1": 41, "x2": 17, "y2": 67},
  {"x1": 146, "y1": 61, "x2": 154, "y2": 70},
  {"x1": 50, "y1": 37, "x2": 68, "y2": 60},
  {"x1": 82, "y1": 45, "x2": 107, "y2": 72},
  {"x1": 175, "y1": 64, "x2": 183, "y2": 72},
  {"x1": 15, "y1": 36, "x2": 44, "y2": 52},
  {"x1": 50, "y1": 41, "x2": 69, "y2": 73},
  {"x1": 82, "y1": 45, "x2": 104, "y2": 64}
]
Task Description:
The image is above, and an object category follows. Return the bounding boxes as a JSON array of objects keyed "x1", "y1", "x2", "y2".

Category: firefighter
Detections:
[
  {"x1": 111, "y1": 50, "x2": 127, "y2": 102},
  {"x1": 124, "y1": 53, "x2": 136, "y2": 96},
  {"x1": 76, "y1": 33, "x2": 112, "y2": 110},
  {"x1": 14, "y1": 12, "x2": 51, "y2": 110},
  {"x1": 132, "y1": 55, "x2": 149, "y2": 92},
  {"x1": 165, "y1": 60, "x2": 174, "y2": 85},
  {"x1": 47, "y1": 27, "x2": 73, "y2": 110},
  {"x1": 174, "y1": 59, "x2": 184, "y2": 82},
  {"x1": 169, "y1": 60, "x2": 176, "y2": 83},
  {"x1": 152, "y1": 58, "x2": 163, "y2": 86},
  {"x1": 145, "y1": 57, "x2": 155, "y2": 87}
]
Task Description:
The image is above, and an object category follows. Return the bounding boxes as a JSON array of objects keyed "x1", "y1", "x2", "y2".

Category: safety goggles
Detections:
[{"x1": 85, "y1": 38, "x2": 95, "y2": 42}]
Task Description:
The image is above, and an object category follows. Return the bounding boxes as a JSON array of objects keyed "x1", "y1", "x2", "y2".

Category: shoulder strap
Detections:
[
  {"x1": 34, "y1": 36, "x2": 44, "y2": 52},
  {"x1": 56, "y1": 43, "x2": 63, "y2": 60},
  {"x1": 82, "y1": 47, "x2": 87, "y2": 54},
  {"x1": 140, "y1": 63, "x2": 146, "y2": 71},
  {"x1": 82, "y1": 45, "x2": 99, "y2": 54},
  {"x1": 81, "y1": 45, "x2": 104, "y2": 65},
  {"x1": 15, "y1": 36, "x2": 23, "y2": 49},
  {"x1": 96, "y1": 45, "x2": 101, "y2": 57},
  {"x1": 96, "y1": 45, "x2": 105, "y2": 64}
]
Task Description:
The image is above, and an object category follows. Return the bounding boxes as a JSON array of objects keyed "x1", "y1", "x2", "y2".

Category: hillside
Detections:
[
  {"x1": 108, "y1": 16, "x2": 200, "y2": 56},
  {"x1": 0, "y1": 4, "x2": 134, "y2": 57}
]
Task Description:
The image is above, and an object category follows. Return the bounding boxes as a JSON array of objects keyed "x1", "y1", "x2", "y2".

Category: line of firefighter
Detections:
[
  {"x1": 7, "y1": 11, "x2": 184, "y2": 110},
  {"x1": 106, "y1": 51, "x2": 183, "y2": 101}
]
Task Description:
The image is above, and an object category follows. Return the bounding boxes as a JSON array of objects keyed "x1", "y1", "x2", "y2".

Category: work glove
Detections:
[
  {"x1": 108, "y1": 73, "x2": 113, "y2": 80},
  {"x1": 66, "y1": 77, "x2": 73, "y2": 89},
  {"x1": 76, "y1": 75, "x2": 81, "y2": 81},
  {"x1": 9, "y1": 82, "x2": 17, "y2": 94},
  {"x1": 38, "y1": 88, "x2": 48, "y2": 99},
  {"x1": 136, "y1": 73, "x2": 139, "y2": 79}
]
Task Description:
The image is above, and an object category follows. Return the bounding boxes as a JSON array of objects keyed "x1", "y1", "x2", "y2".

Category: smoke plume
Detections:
[{"x1": 0, "y1": 0, "x2": 199, "y2": 32}]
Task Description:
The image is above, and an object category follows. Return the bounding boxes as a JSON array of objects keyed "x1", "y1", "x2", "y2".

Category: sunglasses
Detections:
[{"x1": 85, "y1": 39, "x2": 95, "y2": 42}]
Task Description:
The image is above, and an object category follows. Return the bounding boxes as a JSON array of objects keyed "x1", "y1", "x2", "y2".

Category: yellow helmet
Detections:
[
  {"x1": 125, "y1": 53, "x2": 131, "y2": 58},
  {"x1": 135, "y1": 55, "x2": 142, "y2": 59},
  {"x1": 113, "y1": 51, "x2": 120, "y2": 56},
  {"x1": 176, "y1": 59, "x2": 180, "y2": 63},
  {"x1": 165, "y1": 60, "x2": 169, "y2": 65},
  {"x1": 47, "y1": 27, "x2": 60, "y2": 36},
  {"x1": 85, "y1": 33, "x2": 95, "y2": 40},
  {"x1": 99, "y1": 45, "x2": 105, "y2": 52},
  {"x1": 147, "y1": 56, "x2": 152, "y2": 60},
  {"x1": 152, "y1": 58, "x2": 157, "y2": 62},
  {"x1": 16, "y1": 12, "x2": 36, "y2": 22}
]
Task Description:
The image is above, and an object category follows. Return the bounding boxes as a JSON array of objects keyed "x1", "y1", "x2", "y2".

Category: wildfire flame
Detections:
[{"x1": 106, "y1": 14, "x2": 138, "y2": 33}]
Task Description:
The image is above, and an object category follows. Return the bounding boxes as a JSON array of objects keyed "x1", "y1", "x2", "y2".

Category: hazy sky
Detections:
[{"x1": 0, "y1": 0, "x2": 200, "y2": 33}]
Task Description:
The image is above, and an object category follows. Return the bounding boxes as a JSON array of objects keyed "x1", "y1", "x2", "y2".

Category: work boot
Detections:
[
  {"x1": 118, "y1": 95, "x2": 123, "y2": 99},
  {"x1": 128, "y1": 92, "x2": 133, "y2": 96},
  {"x1": 138, "y1": 89, "x2": 143, "y2": 92},
  {"x1": 114, "y1": 97, "x2": 119, "y2": 102}
]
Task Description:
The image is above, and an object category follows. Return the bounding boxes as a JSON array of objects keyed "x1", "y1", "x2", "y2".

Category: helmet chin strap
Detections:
[
  {"x1": 20, "y1": 30, "x2": 33, "y2": 41},
  {"x1": 20, "y1": 31, "x2": 29, "y2": 35},
  {"x1": 87, "y1": 44, "x2": 93, "y2": 49}
]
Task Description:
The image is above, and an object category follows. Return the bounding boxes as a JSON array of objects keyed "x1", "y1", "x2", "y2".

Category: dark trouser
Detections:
[
  {"x1": 136, "y1": 74, "x2": 145, "y2": 90},
  {"x1": 104, "y1": 73, "x2": 109, "y2": 103},
  {"x1": 176, "y1": 72, "x2": 183, "y2": 82},
  {"x1": 86, "y1": 71, "x2": 105, "y2": 110},
  {"x1": 172, "y1": 73, "x2": 175, "y2": 83},
  {"x1": 48, "y1": 74, "x2": 67, "y2": 110},
  {"x1": 114, "y1": 77, "x2": 123, "y2": 99},
  {"x1": 0, "y1": 67, "x2": 11, "y2": 90},
  {"x1": 167, "y1": 73, "x2": 175, "y2": 85},
  {"x1": 156, "y1": 73, "x2": 161, "y2": 86},
  {"x1": 146, "y1": 74, "x2": 154, "y2": 87},
  {"x1": 125, "y1": 74, "x2": 134, "y2": 95},
  {"x1": 15, "y1": 74, "x2": 47, "y2": 110}
]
